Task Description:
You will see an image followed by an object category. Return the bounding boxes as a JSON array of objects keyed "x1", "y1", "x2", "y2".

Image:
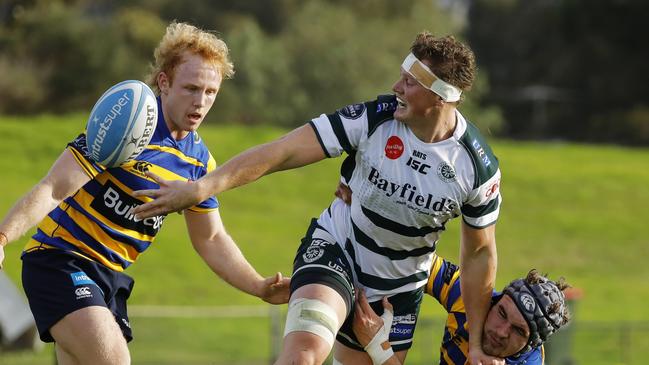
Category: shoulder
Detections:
[
  {"x1": 335, "y1": 95, "x2": 397, "y2": 135},
  {"x1": 456, "y1": 116, "x2": 500, "y2": 188},
  {"x1": 178, "y1": 132, "x2": 215, "y2": 172},
  {"x1": 363, "y1": 94, "x2": 398, "y2": 136}
]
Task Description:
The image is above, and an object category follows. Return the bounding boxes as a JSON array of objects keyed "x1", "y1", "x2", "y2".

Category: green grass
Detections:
[{"x1": 1, "y1": 115, "x2": 648, "y2": 364}]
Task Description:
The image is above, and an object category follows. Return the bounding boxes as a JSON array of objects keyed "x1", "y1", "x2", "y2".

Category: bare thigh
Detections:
[{"x1": 50, "y1": 305, "x2": 130, "y2": 365}]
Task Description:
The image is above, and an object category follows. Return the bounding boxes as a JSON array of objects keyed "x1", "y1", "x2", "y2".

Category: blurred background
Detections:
[{"x1": 0, "y1": 0, "x2": 647, "y2": 364}]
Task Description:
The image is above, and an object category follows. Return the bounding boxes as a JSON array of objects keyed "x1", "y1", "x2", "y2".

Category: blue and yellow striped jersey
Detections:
[
  {"x1": 425, "y1": 254, "x2": 544, "y2": 365},
  {"x1": 24, "y1": 98, "x2": 219, "y2": 271}
]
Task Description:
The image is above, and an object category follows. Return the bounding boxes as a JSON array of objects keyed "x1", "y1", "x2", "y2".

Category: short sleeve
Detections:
[
  {"x1": 66, "y1": 133, "x2": 107, "y2": 178},
  {"x1": 425, "y1": 255, "x2": 463, "y2": 313},
  {"x1": 187, "y1": 151, "x2": 219, "y2": 213},
  {"x1": 461, "y1": 168, "x2": 501, "y2": 228}
]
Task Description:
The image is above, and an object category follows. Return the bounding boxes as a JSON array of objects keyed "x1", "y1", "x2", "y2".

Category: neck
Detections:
[
  {"x1": 160, "y1": 97, "x2": 189, "y2": 141},
  {"x1": 409, "y1": 107, "x2": 457, "y2": 143},
  {"x1": 167, "y1": 124, "x2": 189, "y2": 141}
]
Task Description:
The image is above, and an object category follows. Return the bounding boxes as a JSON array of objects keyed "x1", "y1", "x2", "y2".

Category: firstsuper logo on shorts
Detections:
[{"x1": 71, "y1": 271, "x2": 96, "y2": 286}]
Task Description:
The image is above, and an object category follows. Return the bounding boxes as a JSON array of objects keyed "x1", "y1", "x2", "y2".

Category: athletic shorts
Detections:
[
  {"x1": 290, "y1": 218, "x2": 423, "y2": 352},
  {"x1": 21, "y1": 249, "x2": 135, "y2": 343},
  {"x1": 337, "y1": 288, "x2": 423, "y2": 352}
]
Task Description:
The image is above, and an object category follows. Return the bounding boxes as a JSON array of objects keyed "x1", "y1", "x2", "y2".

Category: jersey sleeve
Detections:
[
  {"x1": 458, "y1": 121, "x2": 502, "y2": 228},
  {"x1": 66, "y1": 133, "x2": 107, "y2": 178},
  {"x1": 187, "y1": 151, "x2": 219, "y2": 213},
  {"x1": 425, "y1": 255, "x2": 463, "y2": 313},
  {"x1": 309, "y1": 98, "x2": 384, "y2": 157},
  {"x1": 461, "y1": 168, "x2": 502, "y2": 228}
]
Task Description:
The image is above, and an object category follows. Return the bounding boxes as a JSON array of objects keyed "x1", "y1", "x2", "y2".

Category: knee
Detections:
[
  {"x1": 97, "y1": 336, "x2": 129, "y2": 365},
  {"x1": 282, "y1": 350, "x2": 319, "y2": 365}
]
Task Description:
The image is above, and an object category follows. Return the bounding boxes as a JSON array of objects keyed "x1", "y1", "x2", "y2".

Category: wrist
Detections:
[
  {"x1": 194, "y1": 179, "x2": 211, "y2": 203},
  {"x1": 0, "y1": 232, "x2": 8, "y2": 247},
  {"x1": 364, "y1": 330, "x2": 393, "y2": 365}
]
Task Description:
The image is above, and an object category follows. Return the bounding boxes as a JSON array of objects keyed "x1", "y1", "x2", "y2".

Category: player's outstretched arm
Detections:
[
  {"x1": 0, "y1": 149, "x2": 91, "y2": 269},
  {"x1": 460, "y1": 221, "x2": 504, "y2": 365},
  {"x1": 184, "y1": 209, "x2": 290, "y2": 304},
  {"x1": 133, "y1": 124, "x2": 326, "y2": 219}
]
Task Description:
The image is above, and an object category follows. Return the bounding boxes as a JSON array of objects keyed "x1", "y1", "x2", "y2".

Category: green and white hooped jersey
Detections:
[{"x1": 309, "y1": 95, "x2": 502, "y2": 301}]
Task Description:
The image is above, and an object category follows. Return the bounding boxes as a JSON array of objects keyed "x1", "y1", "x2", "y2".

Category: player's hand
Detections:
[
  {"x1": 334, "y1": 182, "x2": 353, "y2": 205},
  {"x1": 258, "y1": 272, "x2": 291, "y2": 304},
  {"x1": 468, "y1": 346, "x2": 505, "y2": 365},
  {"x1": 352, "y1": 289, "x2": 393, "y2": 347},
  {"x1": 133, "y1": 172, "x2": 203, "y2": 218}
]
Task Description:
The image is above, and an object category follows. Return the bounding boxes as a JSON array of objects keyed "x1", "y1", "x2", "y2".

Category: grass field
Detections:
[{"x1": 1, "y1": 115, "x2": 648, "y2": 364}]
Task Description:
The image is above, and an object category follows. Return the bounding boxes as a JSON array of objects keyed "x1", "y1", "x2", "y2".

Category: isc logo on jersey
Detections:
[{"x1": 86, "y1": 80, "x2": 158, "y2": 167}]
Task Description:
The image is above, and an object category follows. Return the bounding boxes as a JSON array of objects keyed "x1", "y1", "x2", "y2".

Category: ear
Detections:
[
  {"x1": 158, "y1": 72, "x2": 170, "y2": 95},
  {"x1": 427, "y1": 94, "x2": 445, "y2": 108}
]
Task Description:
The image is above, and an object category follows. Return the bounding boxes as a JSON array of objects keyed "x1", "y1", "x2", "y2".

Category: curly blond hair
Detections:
[{"x1": 145, "y1": 22, "x2": 234, "y2": 95}]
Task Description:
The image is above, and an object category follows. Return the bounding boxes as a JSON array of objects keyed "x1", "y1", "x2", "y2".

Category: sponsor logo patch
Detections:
[
  {"x1": 390, "y1": 314, "x2": 417, "y2": 339},
  {"x1": 71, "y1": 271, "x2": 96, "y2": 286},
  {"x1": 521, "y1": 293, "x2": 536, "y2": 313},
  {"x1": 338, "y1": 103, "x2": 366, "y2": 120},
  {"x1": 91, "y1": 180, "x2": 165, "y2": 236},
  {"x1": 132, "y1": 161, "x2": 153, "y2": 175},
  {"x1": 437, "y1": 162, "x2": 456, "y2": 183},
  {"x1": 303, "y1": 247, "x2": 325, "y2": 263},
  {"x1": 376, "y1": 100, "x2": 398, "y2": 113},
  {"x1": 486, "y1": 180, "x2": 500, "y2": 198},
  {"x1": 384, "y1": 136, "x2": 404, "y2": 160},
  {"x1": 367, "y1": 167, "x2": 458, "y2": 214},
  {"x1": 471, "y1": 139, "x2": 492, "y2": 167},
  {"x1": 75, "y1": 286, "x2": 93, "y2": 299}
]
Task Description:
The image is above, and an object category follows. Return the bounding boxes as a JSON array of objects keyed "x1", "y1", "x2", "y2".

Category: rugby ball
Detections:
[{"x1": 85, "y1": 80, "x2": 158, "y2": 167}]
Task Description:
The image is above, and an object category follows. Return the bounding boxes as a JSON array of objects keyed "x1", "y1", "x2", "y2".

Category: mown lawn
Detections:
[{"x1": 1, "y1": 115, "x2": 647, "y2": 364}]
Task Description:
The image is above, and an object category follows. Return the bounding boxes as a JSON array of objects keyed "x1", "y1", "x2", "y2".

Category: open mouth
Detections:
[
  {"x1": 188, "y1": 112, "x2": 202, "y2": 122},
  {"x1": 396, "y1": 97, "x2": 406, "y2": 108}
]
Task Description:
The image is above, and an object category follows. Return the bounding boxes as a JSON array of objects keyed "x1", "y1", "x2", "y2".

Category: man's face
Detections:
[
  {"x1": 391, "y1": 63, "x2": 440, "y2": 125},
  {"x1": 482, "y1": 294, "x2": 531, "y2": 357},
  {"x1": 159, "y1": 51, "x2": 222, "y2": 139}
]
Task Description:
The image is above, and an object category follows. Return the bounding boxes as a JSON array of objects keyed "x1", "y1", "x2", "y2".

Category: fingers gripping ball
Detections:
[
  {"x1": 86, "y1": 80, "x2": 158, "y2": 167},
  {"x1": 364, "y1": 305, "x2": 394, "y2": 365}
]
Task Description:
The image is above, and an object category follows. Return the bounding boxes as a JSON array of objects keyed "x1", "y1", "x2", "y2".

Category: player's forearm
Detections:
[
  {"x1": 0, "y1": 182, "x2": 61, "y2": 246},
  {"x1": 460, "y1": 241, "x2": 497, "y2": 350},
  {"x1": 197, "y1": 125, "x2": 325, "y2": 200},
  {"x1": 199, "y1": 142, "x2": 284, "y2": 198},
  {"x1": 194, "y1": 235, "x2": 265, "y2": 297}
]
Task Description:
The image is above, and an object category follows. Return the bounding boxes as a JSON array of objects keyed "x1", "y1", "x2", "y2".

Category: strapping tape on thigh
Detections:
[{"x1": 283, "y1": 298, "x2": 340, "y2": 347}]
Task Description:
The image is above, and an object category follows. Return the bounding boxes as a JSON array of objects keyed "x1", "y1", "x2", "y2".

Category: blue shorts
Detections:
[{"x1": 21, "y1": 249, "x2": 134, "y2": 343}]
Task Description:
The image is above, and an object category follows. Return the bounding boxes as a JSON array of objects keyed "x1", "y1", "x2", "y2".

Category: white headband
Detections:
[{"x1": 401, "y1": 53, "x2": 462, "y2": 102}]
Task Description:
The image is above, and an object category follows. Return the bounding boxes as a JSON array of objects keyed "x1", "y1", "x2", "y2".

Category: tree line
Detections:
[{"x1": 1, "y1": 0, "x2": 646, "y2": 145}]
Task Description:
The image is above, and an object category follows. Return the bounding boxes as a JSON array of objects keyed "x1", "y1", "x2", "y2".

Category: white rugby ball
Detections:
[{"x1": 85, "y1": 80, "x2": 157, "y2": 167}]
